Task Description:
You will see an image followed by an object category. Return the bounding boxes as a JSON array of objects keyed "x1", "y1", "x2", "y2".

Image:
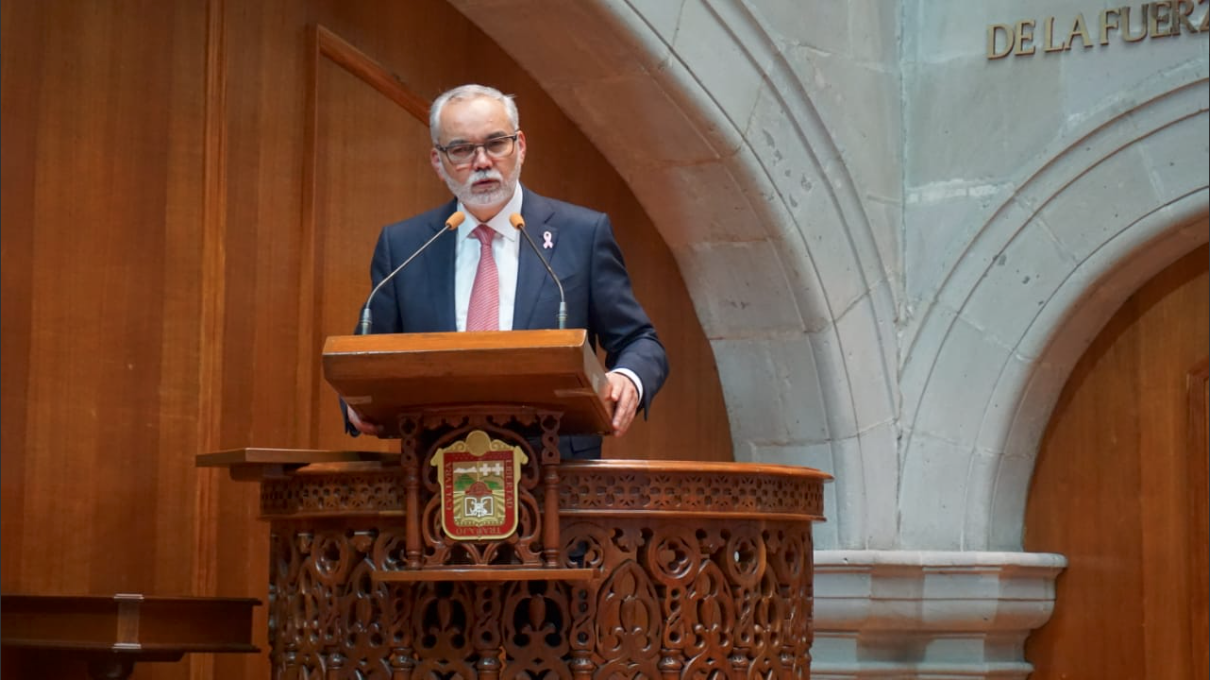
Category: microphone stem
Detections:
[
  {"x1": 517, "y1": 224, "x2": 567, "y2": 329},
  {"x1": 355, "y1": 308, "x2": 373, "y2": 336},
  {"x1": 357, "y1": 220, "x2": 458, "y2": 336}
]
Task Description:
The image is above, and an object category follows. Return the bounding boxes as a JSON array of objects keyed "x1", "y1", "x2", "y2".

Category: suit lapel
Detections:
[
  {"x1": 425, "y1": 202, "x2": 458, "y2": 332},
  {"x1": 513, "y1": 189, "x2": 558, "y2": 330}
]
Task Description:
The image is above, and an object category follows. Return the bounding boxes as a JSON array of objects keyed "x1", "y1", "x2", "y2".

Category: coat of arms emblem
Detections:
[{"x1": 430, "y1": 429, "x2": 528, "y2": 541}]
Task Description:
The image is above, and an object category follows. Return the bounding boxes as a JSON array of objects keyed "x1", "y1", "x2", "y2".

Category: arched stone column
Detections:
[{"x1": 900, "y1": 77, "x2": 1209, "y2": 550}]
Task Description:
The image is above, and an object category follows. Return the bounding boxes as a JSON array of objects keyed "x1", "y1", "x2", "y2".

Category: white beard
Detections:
[{"x1": 439, "y1": 164, "x2": 521, "y2": 208}]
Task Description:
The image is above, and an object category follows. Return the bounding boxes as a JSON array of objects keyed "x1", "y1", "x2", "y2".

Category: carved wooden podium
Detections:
[{"x1": 199, "y1": 330, "x2": 829, "y2": 678}]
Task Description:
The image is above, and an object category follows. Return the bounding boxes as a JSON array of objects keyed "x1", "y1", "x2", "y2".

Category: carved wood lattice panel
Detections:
[{"x1": 268, "y1": 518, "x2": 814, "y2": 679}]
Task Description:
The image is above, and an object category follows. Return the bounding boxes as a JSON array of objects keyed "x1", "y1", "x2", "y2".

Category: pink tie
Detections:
[{"x1": 466, "y1": 224, "x2": 499, "y2": 331}]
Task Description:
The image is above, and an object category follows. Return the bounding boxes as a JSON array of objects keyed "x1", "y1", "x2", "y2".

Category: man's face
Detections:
[{"x1": 430, "y1": 96, "x2": 527, "y2": 214}]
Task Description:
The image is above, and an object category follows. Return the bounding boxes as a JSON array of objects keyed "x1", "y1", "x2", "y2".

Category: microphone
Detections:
[
  {"x1": 509, "y1": 213, "x2": 566, "y2": 330},
  {"x1": 355, "y1": 211, "x2": 465, "y2": 335}
]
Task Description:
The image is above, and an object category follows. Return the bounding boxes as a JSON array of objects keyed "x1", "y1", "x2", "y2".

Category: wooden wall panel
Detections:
[
  {"x1": 308, "y1": 53, "x2": 447, "y2": 453},
  {"x1": 0, "y1": 0, "x2": 43, "y2": 594},
  {"x1": 1136, "y1": 245, "x2": 1209, "y2": 680},
  {"x1": 1190, "y1": 358, "x2": 1209, "y2": 680},
  {"x1": 1025, "y1": 241, "x2": 1209, "y2": 680},
  {"x1": 0, "y1": 0, "x2": 209, "y2": 594},
  {"x1": 2, "y1": 1, "x2": 733, "y2": 677},
  {"x1": 0, "y1": 2, "x2": 211, "y2": 678},
  {"x1": 204, "y1": 3, "x2": 315, "y2": 678},
  {"x1": 218, "y1": 0, "x2": 310, "y2": 454}
]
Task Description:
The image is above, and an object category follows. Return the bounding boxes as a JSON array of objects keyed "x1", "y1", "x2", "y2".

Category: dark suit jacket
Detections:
[{"x1": 347, "y1": 187, "x2": 669, "y2": 459}]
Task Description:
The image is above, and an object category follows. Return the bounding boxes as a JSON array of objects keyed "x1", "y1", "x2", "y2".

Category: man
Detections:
[{"x1": 345, "y1": 84, "x2": 667, "y2": 459}]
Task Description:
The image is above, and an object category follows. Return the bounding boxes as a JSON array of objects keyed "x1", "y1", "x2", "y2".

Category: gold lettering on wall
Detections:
[
  {"x1": 1068, "y1": 13, "x2": 1094, "y2": 49},
  {"x1": 1015, "y1": 19, "x2": 1037, "y2": 55},
  {"x1": 988, "y1": 0, "x2": 1208, "y2": 59}
]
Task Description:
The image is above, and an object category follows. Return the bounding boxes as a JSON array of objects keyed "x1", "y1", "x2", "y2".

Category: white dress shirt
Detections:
[{"x1": 452, "y1": 184, "x2": 643, "y2": 401}]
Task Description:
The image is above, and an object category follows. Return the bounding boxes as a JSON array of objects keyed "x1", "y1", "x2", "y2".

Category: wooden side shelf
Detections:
[{"x1": 1, "y1": 593, "x2": 260, "y2": 680}]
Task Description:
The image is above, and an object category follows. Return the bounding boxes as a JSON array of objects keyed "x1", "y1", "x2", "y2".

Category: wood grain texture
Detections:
[
  {"x1": 1, "y1": 593, "x2": 259, "y2": 651},
  {"x1": 307, "y1": 38, "x2": 448, "y2": 453},
  {"x1": 1188, "y1": 357, "x2": 1209, "y2": 680},
  {"x1": 188, "y1": 5, "x2": 230, "y2": 676},
  {"x1": 0, "y1": 0, "x2": 43, "y2": 594},
  {"x1": 0, "y1": 0, "x2": 209, "y2": 597},
  {"x1": 1025, "y1": 242, "x2": 1209, "y2": 680},
  {"x1": 323, "y1": 330, "x2": 613, "y2": 434},
  {"x1": 191, "y1": 0, "x2": 229, "y2": 640},
  {"x1": 0, "y1": 4, "x2": 215, "y2": 678},
  {"x1": 2, "y1": 593, "x2": 258, "y2": 680},
  {"x1": 316, "y1": 25, "x2": 429, "y2": 122}
]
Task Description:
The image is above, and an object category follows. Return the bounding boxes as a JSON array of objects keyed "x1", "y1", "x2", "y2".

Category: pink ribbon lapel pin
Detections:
[{"x1": 542, "y1": 231, "x2": 554, "y2": 249}]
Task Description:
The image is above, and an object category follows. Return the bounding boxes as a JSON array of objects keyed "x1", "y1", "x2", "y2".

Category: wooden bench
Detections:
[{"x1": 1, "y1": 593, "x2": 259, "y2": 679}]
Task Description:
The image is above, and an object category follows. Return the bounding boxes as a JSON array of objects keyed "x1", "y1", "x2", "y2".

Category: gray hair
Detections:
[{"x1": 429, "y1": 84, "x2": 520, "y2": 145}]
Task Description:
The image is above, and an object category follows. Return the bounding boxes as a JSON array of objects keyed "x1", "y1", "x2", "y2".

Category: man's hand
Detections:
[
  {"x1": 346, "y1": 404, "x2": 384, "y2": 436},
  {"x1": 605, "y1": 372, "x2": 639, "y2": 436}
]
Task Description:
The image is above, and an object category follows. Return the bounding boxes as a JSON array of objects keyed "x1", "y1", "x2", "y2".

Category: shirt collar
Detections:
[{"x1": 456, "y1": 183, "x2": 524, "y2": 242}]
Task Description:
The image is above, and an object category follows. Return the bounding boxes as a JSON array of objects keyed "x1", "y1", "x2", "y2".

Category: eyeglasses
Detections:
[{"x1": 435, "y1": 133, "x2": 520, "y2": 165}]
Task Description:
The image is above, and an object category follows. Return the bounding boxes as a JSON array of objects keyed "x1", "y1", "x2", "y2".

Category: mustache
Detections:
[{"x1": 469, "y1": 169, "x2": 503, "y2": 183}]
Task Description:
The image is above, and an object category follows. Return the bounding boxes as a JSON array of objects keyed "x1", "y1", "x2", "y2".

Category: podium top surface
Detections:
[{"x1": 322, "y1": 329, "x2": 612, "y2": 435}]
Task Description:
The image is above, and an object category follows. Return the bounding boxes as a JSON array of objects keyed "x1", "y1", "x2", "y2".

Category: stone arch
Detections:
[
  {"x1": 900, "y1": 77, "x2": 1209, "y2": 550},
  {"x1": 448, "y1": 0, "x2": 900, "y2": 549}
]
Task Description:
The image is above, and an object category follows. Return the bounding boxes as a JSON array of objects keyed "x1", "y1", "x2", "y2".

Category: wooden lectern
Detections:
[
  {"x1": 324, "y1": 329, "x2": 613, "y2": 437},
  {"x1": 199, "y1": 330, "x2": 829, "y2": 678},
  {"x1": 325, "y1": 329, "x2": 609, "y2": 582}
]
